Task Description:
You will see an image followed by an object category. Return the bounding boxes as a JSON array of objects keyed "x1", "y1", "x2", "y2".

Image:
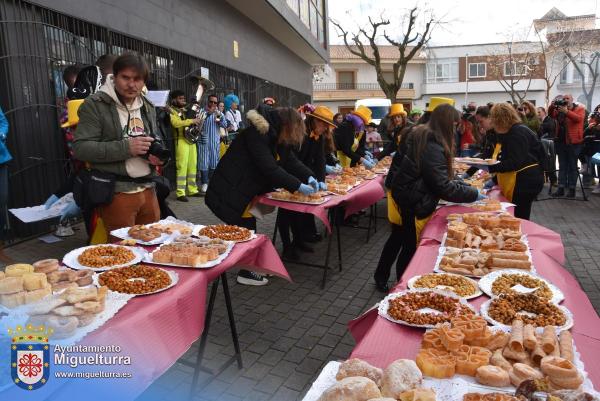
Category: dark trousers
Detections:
[
  {"x1": 398, "y1": 208, "x2": 417, "y2": 274},
  {"x1": 512, "y1": 191, "x2": 537, "y2": 220},
  {"x1": 374, "y1": 223, "x2": 404, "y2": 284},
  {"x1": 277, "y1": 209, "x2": 303, "y2": 247},
  {"x1": 237, "y1": 216, "x2": 257, "y2": 277},
  {"x1": 555, "y1": 142, "x2": 582, "y2": 189}
]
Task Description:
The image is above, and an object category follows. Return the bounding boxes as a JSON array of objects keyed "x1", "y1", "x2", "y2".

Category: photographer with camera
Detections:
[
  {"x1": 548, "y1": 94, "x2": 585, "y2": 198},
  {"x1": 458, "y1": 102, "x2": 478, "y2": 157},
  {"x1": 73, "y1": 53, "x2": 170, "y2": 240}
]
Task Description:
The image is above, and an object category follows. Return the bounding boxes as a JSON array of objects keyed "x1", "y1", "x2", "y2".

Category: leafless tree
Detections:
[
  {"x1": 487, "y1": 37, "x2": 539, "y2": 104},
  {"x1": 532, "y1": 26, "x2": 570, "y2": 107},
  {"x1": 330, "y1": 7, "x2": 436, "y2": 101}
]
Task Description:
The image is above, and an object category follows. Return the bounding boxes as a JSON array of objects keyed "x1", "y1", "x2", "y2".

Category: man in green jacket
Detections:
[{"x1": 73, "y1": 53, "x2": 165, "y2": 240}]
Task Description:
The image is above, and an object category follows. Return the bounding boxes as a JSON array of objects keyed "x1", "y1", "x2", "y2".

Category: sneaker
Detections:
[
  {"x1": 177, "y1": 196, "x2": 189, "y2": 202},
  {"x1": 237, "y1": 270, "x2": 268, "y2": 286},
  {"x1": 592, "y1": 185, "x2": 600, "y2": 194},
  {"x1": 551, "y1": 187, "x2": 565, "y2": 197},
  {"x1": 566, "y1": 188, "x2": 576, "y2": 198},
  {"x1": 201, "y1": 184, "x2": 208, "y2": 193}
]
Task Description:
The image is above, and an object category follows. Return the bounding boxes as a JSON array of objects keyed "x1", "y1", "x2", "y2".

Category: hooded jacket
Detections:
[
  {"x1": 73, "y1": 76, "x2": 157, "y2": 193},
  {"x1": 391, "y1": 130, "x2": 478, "y2": 218},
  {"x1": 205, "y1": 106, "x2": 307, "y2": 225}
]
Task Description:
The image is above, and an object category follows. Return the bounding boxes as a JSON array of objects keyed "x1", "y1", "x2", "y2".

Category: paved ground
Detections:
[{"x1": 2, "y1": 183, "x2": 600, "y2": 401}]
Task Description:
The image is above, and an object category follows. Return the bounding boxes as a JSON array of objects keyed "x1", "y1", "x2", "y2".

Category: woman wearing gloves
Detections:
[
  {"x1": 391, "y1": 104, "x2": 481, "y2": 277},
  {"x1": 206, "y1": 105, "x2": 315, "y2": 285},
  {"x1": 334, "y1": 105, "x2": 374, "y2": 168},
  {"x1": 487, "y1": 103, "x2": 544, "y2": 220},
  {"x1": 378, "y1": 104, "x2": 411, "y2": 160},
  {"x1": 277, "y1": 105, "x2": 335, "y2": 260}
]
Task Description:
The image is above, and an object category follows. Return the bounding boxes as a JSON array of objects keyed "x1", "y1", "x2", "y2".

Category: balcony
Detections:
[{"x1": 313, "y1": 82, "x2": 415, "y2": 101}]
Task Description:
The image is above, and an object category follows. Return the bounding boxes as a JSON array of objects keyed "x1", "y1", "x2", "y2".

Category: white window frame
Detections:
[
  {"x1": 503, "y1": 61, "x2": 528, "y2": 77},
  {"x1": 426, "y1": 58, "x2": 459, "y2": 83},
  {"x1": 468, "y1": 62, "x2": 486, "y2": 78}
]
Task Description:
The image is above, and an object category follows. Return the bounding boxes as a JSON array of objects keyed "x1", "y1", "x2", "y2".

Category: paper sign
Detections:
[
  {"x1": 146, "y1": 90, "x2": 170, "y2": 108},
  {"x1": 9, "y1": 193, "x2": 73, "y2": 223}
]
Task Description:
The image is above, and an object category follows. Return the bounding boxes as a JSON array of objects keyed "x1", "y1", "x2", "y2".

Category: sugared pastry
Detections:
[
  {"x1": 508, "y1": 363, "x2": 543, "y2": 387},
  {"x1": 336, "y1": 358, "x2": 383, "y2": 386},
  {"x1": 381, "y1": 359, "x2": 423, "y2": 398},
  {"x1": 33, "y1": 258, "x2": 60, "y2": 274},
  {"x1": 0, "y1": 276, "x2": 23, "y2": 294},
  {"x1": 22, "y1": 272, "x2": 48, "y2": 291},
  {"x1": 0, "y1": 291, "x2": 26, "y2": 308},
  {"x1": 5, "y1": 264, "x2": 34, "y2": 277},
  {"x1": 490, "y1": 349, "x2": 513, "y2": 372},
  {"x1": 476, "y1": 365, "x2": 511, "y2": 387},
  {"x1": 453, "y1": 345, "x2": 491, "y2": 376},
  {"x1": 416, "y1": 348, "x2": 456, "y2": 379},
  {"x1": 24, "y1": 284, "x2": 52, "y2": 304},
  {"x1": 541, "y1": 356, "x2": 583, "y2": 390},
  {"x1": 316, "y1": 376, "x2": 381, "y2": 401}
]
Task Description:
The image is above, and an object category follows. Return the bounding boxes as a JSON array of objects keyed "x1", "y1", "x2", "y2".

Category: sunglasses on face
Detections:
[{"x1": 208, "y1": 100, "x2": 218, "y2": 105}]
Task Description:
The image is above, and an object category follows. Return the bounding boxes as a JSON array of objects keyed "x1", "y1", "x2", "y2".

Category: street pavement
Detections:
[{"x1": 2, "y1": 183, "x2": 600, "y2": 401}]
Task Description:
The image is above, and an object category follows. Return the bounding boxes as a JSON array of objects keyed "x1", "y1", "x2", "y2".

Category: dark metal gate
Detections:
[{"x1": 0, "y1": 0, "x2": 310, "y2": 241}]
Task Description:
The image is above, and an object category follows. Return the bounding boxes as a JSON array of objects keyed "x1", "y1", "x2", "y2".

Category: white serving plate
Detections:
[
  {"x1": 479, "y1": 269, "x2": 564, "y2": 304},
  {"x1": 480, "y1": 297, "x2": 574, "y2": 332},
  {"x1": 144, "y1": 239, "x2": 235, "y2": 269},
  {"x1": 407, "y1": 273, "x2": 483, "y2": 300},
  {"x1": 94, "y1": 268, "x2": 179, "y2": 296},
  {"x1": 62, "y1": 244, "x2": 146, "y2": 272}
]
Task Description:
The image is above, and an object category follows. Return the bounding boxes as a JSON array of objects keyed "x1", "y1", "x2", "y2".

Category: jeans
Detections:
[
  {"x1": 555, "y1": 142, "x2": 582, "y2": 189},
  {"x1": 0, "y1": 163, "x2": 8, "y2": 241},
  {"x1": 199, "y1": 169, "x2": 214, "y2": 185}
]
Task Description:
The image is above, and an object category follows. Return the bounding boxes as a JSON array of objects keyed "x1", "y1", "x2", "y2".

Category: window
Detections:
[
  {"x1": 337, "y1": 71, "x2": 355, "y2": 89},
  {"x1": 382, "y1": 71, "x2": 396, "y2": 83},
  {"x1": 560, "y1": 57, "x2": 569, "y2": 84},
  {"x1": 468, "y1": 63, "x2": 486, "y2": 78},
  {"x1": 426, "y1": 58, "x2": 459, "y2": 83},
  {"x1": 504, "y1": 61, "x2": 528, "y2": 76},
  {"x1": 572, "y1": 56, "x2": 586, "y2": 82}
]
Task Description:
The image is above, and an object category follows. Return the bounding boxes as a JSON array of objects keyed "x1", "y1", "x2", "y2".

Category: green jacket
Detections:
[{"x1": 73, "y1": 91, "x2": 157, "y2": 192}]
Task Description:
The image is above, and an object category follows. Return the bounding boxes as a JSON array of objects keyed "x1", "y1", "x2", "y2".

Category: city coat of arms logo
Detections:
[{"x1": 9, "y1": 324, "x2": 52, "y2": 390}]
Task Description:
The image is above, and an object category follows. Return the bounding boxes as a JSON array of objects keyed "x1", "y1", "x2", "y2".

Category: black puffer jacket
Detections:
[
  {"x1": 334, "y1": 120, "x2": 366, "y2": 166},
  {"x1": 391, "y1": 131, "x2": 478, "y2": 218},
  {"x1": 205, "y1": 106, "x2": 305, "y2": 225},
  {"x1": 297, "y1": 133, "x2": 326, "y2": 182}
]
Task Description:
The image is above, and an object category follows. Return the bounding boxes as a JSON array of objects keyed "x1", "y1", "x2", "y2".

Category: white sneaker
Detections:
[
  {"x1": 201, "y1": 184, "x2": 208, "y2": 193},
  {"x1": 592, "y1": 185, "x2": 600, "y2": 194},
  {"x1": 237, "y1": 270, "x2": 269, "y2": 286}
]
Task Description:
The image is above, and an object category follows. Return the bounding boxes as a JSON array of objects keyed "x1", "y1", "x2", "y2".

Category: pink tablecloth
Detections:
[
  {"x1": 348, "y1": 207, "x2": 600, "y2": 388},
  {"x1": 3, "y1": 235, "x2": 289, "y2": 401},
  {"x1": 257, "y1": 174, "x2": 386, "y2": 233}
]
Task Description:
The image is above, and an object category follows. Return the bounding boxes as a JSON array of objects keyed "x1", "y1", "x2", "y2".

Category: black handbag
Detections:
[{"x1": 73, "y1": 169, "x2": 116, "y2": 208}]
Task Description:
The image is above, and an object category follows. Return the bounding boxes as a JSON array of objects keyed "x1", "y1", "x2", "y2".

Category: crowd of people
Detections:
[{"x1": 1, "y1": 52, "x2": 600, "y2": 292}]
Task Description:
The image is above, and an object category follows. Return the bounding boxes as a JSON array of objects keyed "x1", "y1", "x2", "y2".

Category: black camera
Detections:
[
  {"x1": 146, "y1": 138, "x2": 171, "y2": 163},
  {"x1": 553, "y1": 96, "x2": 568, "y2": 108}
]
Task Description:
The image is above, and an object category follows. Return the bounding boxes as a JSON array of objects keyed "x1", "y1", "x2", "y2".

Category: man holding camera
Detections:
[
  {"x1": 74, "y1": 53, "x2": 169, "y2": 238},
  {"x1": 549, "y1": 94, "x2": 585, "y2": 198},
  {"x1": 197, "y1": 94, "x2": 229, "y2": 193}
]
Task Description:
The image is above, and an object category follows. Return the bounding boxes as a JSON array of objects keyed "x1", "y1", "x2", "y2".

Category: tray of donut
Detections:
[
  {"x1": 0, "y1": 259, "x2": 135, "y2": 345},
  {"x1": 304, "y1": 318, "x2": 598, "y2": 401}
]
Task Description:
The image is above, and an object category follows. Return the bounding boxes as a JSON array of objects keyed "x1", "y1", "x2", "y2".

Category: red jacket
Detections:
[{"x1": 549, "y1": 103, "x2": 585, "y2": 144}]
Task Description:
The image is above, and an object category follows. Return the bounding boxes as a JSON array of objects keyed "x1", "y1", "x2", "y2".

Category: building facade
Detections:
[{"x1": 0, "y1": 0, "x2": 327, "y2": 239}]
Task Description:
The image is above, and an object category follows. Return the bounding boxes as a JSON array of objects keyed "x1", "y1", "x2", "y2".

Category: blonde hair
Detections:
[
  {"x1": 521, "y1": 100, "x2": 536, "y2": 117},
  {"x1": 490, "y1": 103, "x2": 522, "y2": 133}
]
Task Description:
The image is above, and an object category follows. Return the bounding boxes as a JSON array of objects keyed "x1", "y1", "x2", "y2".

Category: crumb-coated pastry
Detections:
[
  {"x1": 24, "y1": 283, "x2": 52, "y2": 304},
  {"x1": 336, "y1": 358, "x2": 383, "y2": 386},
  {"x1": 476, "y1": 365, "x2": 511, "y2": 387},
  {"x1": 316, "y1": 376, "x2": 381, "y2": 401},
  {"x1": 0, "y1": 276, "x2": 24, "y2": 294},
  {"x1": 51, "y1": 281, "x2": 78, "y2": 293},
  {"x1": 380, "y1": 359, "x2": 423, "y2": 398},
  {"x1": 5, "y1": 264, "x2": 34, "y2": 277}
]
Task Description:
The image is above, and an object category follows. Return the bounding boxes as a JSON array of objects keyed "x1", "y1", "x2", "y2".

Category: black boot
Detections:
[
  {"x1": 374, "y1": 280, "x2": 389, "y2": 293},
  {"x1": 282, "y1": 245, "x2": 300, "y2": 260},
  {"x1": 551, "y1": 187, "x2": 565, "y2": 197},
  {"x1": 177, "y1": 196, "x2": 189, "y2": 202},
  {"x1": 566, "y1": 188, "x2": 576, "y2": 198},
  {"x1": 293, "y1": 241, "x2": 314, "y2": 253},
  {"x1": 305, "y1": 233, "x2": 322, "y2": 243}
]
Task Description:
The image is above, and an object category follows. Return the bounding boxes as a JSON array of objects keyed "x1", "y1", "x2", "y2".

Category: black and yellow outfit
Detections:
[
  {"x1": 390, "y1": 130, "x2": 478, "y2": 275},
  {"x1": 488, "y1": 124, "x2": 544, "y2": 220},
  {"x1": 334, "y1": 119, "x2": 366, "y2": 167}
]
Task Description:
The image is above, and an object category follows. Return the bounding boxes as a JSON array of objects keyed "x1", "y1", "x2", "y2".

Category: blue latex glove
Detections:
[
  {"x1": 44, "y1": 194, "x2": 59, "y2": 210},
  {"x1": 298, "y1": 183, "x2": 315, "y2": 195},
  {"x1": 476, "y1": 191, "x2": 488, "y2": 201},
  {"x1": 334, "y1": 164, "x2": 342, "y2": 173},
  {"x1": 365, "y1": 150, "x2": 373, "y2": 159},
  {"x1": 318, "y1": 182, "x2": 327, "y2": 191},
  {"x1": 59, "y1": 201, "x2": 81, "y2": 222},
  {"x1": 325, "y1": 165, "x2": 337, "y2": 174},
  {"x1": 361, "y1": 158, "x2": 375, "y2": 169},
  {"x1": 483, "y1": 179, "x2": 495, "y2": 190},
  {"x1": 307, "y1": 176, "x2": 319, "y2": 191}
]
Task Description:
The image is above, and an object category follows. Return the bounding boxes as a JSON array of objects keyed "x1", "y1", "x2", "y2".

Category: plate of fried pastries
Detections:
[
  {"x1": 434, "y1": 247, "x2": 534, "y2": 278},
  {"x1": 62, "y1": 244, "x2": 146, "y2": 272},
  {"x1": 378, "y1": 289, "x2": 477, "y2": 328},
  {"x1": 479, "y1": 270, "x2": 564, "y2": 304},
  {"x1": 408, "y1": 273, "x2": 483, "y2": 300}
]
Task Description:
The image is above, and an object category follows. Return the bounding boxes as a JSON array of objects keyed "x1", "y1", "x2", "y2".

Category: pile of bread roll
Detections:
[
  {"x1": 0, "y1": 264, "x2": 52, "y2": 308},
  {"x1": 317, "y1": 358, "x2": 435, "y2": 401}
]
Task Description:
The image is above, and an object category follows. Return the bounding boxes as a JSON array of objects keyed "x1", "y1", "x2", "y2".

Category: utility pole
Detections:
[{"x1": 465, "y1": 53, "x2": 469, "y2": 106}]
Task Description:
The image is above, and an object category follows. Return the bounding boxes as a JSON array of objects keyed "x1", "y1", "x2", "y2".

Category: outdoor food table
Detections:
[
  {"x1": 346, "y1": 201, "x2": 600, "y2": 387},
  {"x1": 258, "y1": 175, "x2": 386, "y2": 287},
  {"x1": 1, "y1": 235, "x2": 290, "y2": 401}
]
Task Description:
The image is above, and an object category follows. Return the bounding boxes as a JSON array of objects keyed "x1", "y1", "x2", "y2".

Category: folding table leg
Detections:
[
  {"x1": 366, "y1": 205, "x2": 373, "y2": 243},
  {"x1": 336, "y1": 219, "x2": 342, "y2": 272},
  {"x1": 221, "y1": 273, "x2": 243, "y2": 369},
  {"x1": 189, "y1": 277, "x2": 220, "y2": 398},
  {"x1": 321, "y1": 229, "x2": 333, "y2": 289},
  {"x1": 272, "y1": 211, "x2": 280, "y2": 244}
]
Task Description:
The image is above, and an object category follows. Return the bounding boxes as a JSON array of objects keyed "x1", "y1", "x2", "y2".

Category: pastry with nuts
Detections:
[{"x1": 98, "y1": 265, "x2": 173, "y2": 295}]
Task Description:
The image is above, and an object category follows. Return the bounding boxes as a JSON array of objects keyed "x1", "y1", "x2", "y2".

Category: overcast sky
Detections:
[{"x1": 327, "y1": 0, "x2": 599, "y2": 46}]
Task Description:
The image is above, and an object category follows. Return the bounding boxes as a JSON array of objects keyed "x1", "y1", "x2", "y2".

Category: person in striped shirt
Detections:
[{"x1": 197, "y1": 94, "x2": 229, "y2": 193}]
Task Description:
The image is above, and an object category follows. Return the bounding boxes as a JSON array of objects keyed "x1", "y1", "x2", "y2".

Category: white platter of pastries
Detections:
[
  {"x1": 144, "y1": 235, "x2": 234, "y2": 269},
  {"x1": 62, "y1": 244, "x2": 146, "y2": 272},
  {"x1": 110, "y1": 217, "x2": 198, "y2": 245},
  {"x1": 479, "y1": 270, "x2": 564, "y2": 304}
]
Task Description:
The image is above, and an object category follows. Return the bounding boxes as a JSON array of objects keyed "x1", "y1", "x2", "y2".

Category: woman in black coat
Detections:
[
  {"x1": 206, "y1": 105, "x2": 315, "y2": 285},
  {"x1": 488, "y1": 103, "x2": 545, "y2": 220},
  {"x1": 333, "y1": 106, "x2": 373, "y2": 168},
  {"x1": 390, "y1": 104, "x2": 480, "y2": 275}
]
